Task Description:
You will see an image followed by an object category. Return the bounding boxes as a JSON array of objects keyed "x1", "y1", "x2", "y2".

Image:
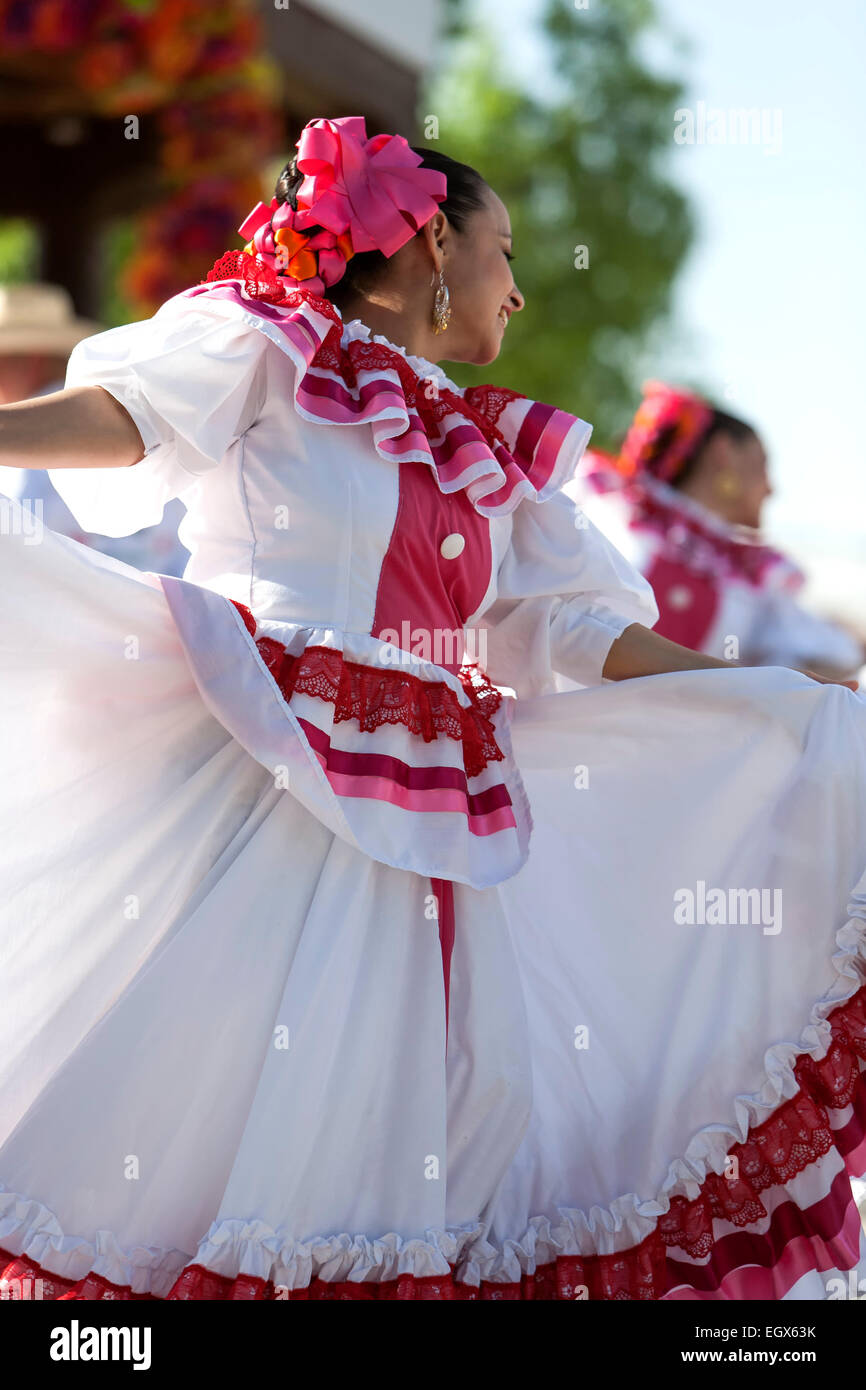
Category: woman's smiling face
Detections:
[{"x1": 433, "y1": 185, "x2": 525, "y2": 365}]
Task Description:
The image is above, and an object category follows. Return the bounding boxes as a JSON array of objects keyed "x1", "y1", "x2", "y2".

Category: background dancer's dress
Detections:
[
  {"x1": 1, "y1": 278, "x2": 865, "y2": 1300},
  {"x1": 568, "y1": 445, "x2": 863, "y2": 675}
]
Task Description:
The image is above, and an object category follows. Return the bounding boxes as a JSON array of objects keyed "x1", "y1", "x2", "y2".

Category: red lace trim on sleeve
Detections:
[{"x1": 230, "y1": 600, "x2": 504, "y2": 779}]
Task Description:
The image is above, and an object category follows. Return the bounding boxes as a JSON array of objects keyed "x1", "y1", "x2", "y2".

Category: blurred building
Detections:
[
  {"x1": 261, "y1": 0, "x2": 439, "y2": 147},
  {"x1": 0, "y1": 0, "x2": 442, "y2": 319}
]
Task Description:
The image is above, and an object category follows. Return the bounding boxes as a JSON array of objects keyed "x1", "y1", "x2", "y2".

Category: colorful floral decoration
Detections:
[
  {"x1": 238, "y1": 199, "x2": 355, "y2": 298},
  {"x1": 0, "y1": 0, "x2": 283, "y2": 316}
]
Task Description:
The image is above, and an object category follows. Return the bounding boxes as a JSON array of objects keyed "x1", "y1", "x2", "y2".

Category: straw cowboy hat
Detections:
[{"x1": 0, "y1": 284, "x2": 102, "y2": 355}]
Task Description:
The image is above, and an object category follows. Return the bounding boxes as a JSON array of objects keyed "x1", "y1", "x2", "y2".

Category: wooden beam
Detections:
[
  {"x1": 0, "y1": 116, "x2": 162, "y2": 317},
  {"x1": 0, "y1": 116, "x2": 161, "y2": 219}
]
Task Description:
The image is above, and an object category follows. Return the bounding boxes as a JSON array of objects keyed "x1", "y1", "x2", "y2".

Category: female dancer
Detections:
[
  {"x1": 570, "y1": 382, "x2": 864, "y2": 679},
  {"x1": 1, "y1": 116, "x2": 865, "y2": 1301}
]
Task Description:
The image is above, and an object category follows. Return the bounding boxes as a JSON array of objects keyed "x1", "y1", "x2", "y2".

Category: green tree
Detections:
[
  {"x1": 0, "y1": 221, "x2": 39, "y2": 284},
  {"x1": 423, "y1": 0, "x2": 693, "y2": 449}
]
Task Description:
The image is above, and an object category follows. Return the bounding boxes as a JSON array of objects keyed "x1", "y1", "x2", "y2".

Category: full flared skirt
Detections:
[{"x1": 1, "y1": 517, "x2": 865, "y2": 1299}]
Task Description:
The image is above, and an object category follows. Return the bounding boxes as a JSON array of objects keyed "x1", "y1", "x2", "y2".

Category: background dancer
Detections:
[{"x1": 569, "y1": 382, "x2": 864, "y2": 679}]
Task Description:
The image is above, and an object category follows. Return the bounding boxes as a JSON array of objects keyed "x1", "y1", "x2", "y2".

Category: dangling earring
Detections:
[
  {"x1": 715, "y1": 470, "x2": 741, "y2": 499},
  {"x1": 431, "y1": 267, "x2": 451, "y2": 334}
]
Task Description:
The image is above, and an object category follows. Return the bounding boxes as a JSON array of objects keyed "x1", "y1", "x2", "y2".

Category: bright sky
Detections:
[{"x1": 474, "y1": 0, "x2": 866, "y2": 615}]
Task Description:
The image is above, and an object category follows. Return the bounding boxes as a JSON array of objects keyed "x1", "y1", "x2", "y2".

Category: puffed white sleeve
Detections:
[
  {"x1": 479, "y1": 488, "x2": 659, "y2": 696},
  {"x1": 48, "y1": 299, "x2": 269, "y2": 536}
]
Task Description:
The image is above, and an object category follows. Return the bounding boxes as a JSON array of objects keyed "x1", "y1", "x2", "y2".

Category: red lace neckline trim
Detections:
[
  {"x1": 628, "y1": 485, "x2": 800, "y2": 589},
  {"x1": 583, "y1": 456, "x2": 800, "y2": 590},
  {"x1": 230, "y1": 600, "x2": 504, "y2": 780}
]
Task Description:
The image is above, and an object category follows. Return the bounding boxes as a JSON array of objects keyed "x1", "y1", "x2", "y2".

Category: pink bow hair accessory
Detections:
[{"x1": 292, "y1": 115, "x2": 448, "y2": 258}]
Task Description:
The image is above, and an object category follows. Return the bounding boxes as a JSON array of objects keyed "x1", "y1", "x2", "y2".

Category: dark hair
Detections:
[
  {"x1": 273, "y1": 145, "x2": 489, "y2": 311},
  {"x1": 625, "y1": 405, "x2": 756, "y2": 489},
  {"x1": 671, "y1": 406, "x2": 757, "y2": 488}
]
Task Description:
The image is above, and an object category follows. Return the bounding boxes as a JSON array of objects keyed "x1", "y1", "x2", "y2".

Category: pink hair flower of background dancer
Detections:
[{"x1": 616, "y1": 379, "x2": 715, "y2": 484}]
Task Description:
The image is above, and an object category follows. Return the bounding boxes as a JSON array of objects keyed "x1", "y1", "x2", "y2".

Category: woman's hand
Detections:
[
  {"x1": 799, "y1": 667, "x2": 859, "y2": 691},
  {"x1": 0, "y1": 386, "x2": 145, "y2": 470},
  {"x1": 602, "y1": 622, "x2": 859, "y2": 690}
]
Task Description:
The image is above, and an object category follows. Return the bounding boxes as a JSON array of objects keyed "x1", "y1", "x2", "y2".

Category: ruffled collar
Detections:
[
  {"x1": 187, "y1": 257, "x2": 593, "y2": 518},
  {"x1": 340, "y1": 317, "x2": 457, "y2": 391}
]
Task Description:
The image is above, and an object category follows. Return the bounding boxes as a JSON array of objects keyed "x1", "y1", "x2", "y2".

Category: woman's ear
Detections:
[
  {"x1": 698, "y1": 430, "x2": 733, "y2": 480},
  {"x1": 421, "y1": 210, "x2": 449, "y2": 273}
]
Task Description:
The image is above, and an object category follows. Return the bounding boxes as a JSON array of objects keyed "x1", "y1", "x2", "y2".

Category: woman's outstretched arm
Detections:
[
  {"x1": 0, "y1": 386, "x2": 144, "y2": 470},
  {"x1": 603, "y1": 621, "x2": 859, "y2": 690}
]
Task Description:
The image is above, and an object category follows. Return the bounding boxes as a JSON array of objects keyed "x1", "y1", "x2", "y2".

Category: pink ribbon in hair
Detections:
[
  {"x1": 237, "y1": 116, "x2": 447, "y2": 293},
  {"x1": 291, "y1": 115, "x2": 447, "y2": 257}
]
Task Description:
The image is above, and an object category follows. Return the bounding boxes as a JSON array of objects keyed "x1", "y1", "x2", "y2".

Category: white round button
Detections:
[
  {"x1": 439, "y1": 532, "x2": 465, "y2": 560},
  {"x1": 667, "y1": 584, "x2": 693, "y2": 610}
]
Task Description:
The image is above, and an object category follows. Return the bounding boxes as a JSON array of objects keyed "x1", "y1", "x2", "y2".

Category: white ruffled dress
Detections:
[{"x1": 1, "y1": 278, "x2": 865, "y2": 1301}]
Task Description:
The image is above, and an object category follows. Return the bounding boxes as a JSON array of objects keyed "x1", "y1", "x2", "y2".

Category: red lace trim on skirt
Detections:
[
  {"x1": 229, "y1": 600, "x2": 504, "y2": 779},
  {"x1": 3, "y1": 984, "x2": 864, "y2": 1301}
]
